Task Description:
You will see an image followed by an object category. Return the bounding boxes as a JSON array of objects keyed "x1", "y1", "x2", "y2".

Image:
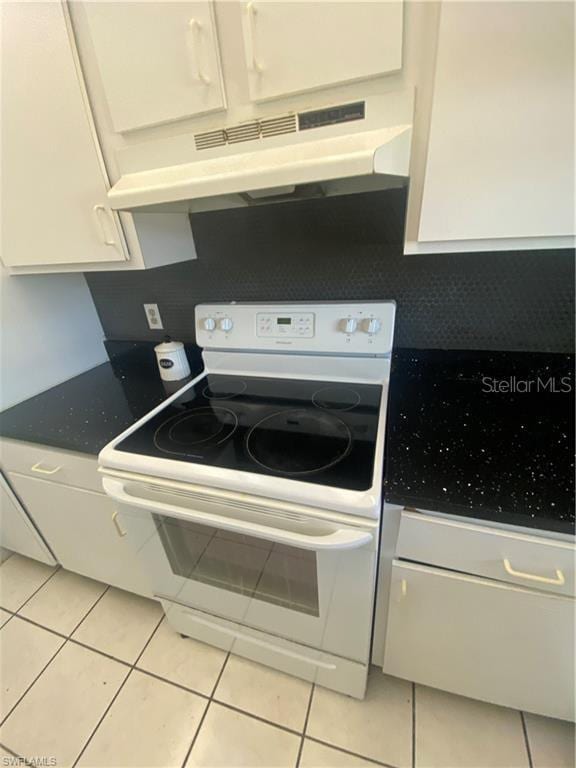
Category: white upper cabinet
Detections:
[
  {"x1": 83, "y1": 1, "x2": 226, "y2": 133},
  {"x1": 417, "y1": 2, "x2": 574, "y2": 243},
  {"x1": 239, "y1": 0, "x2": 403, "y2": 103},
  {"x1": 1, "y1": 1, "x2": 126, "y2": 268}
]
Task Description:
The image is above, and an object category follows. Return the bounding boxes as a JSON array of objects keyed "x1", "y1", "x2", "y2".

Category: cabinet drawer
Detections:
[
  {"x1": 0, "y1": 439, "x2": 102, "y2": 494},
  {"x1": 8, "y1": 473, "x2": 151, "y2": 597},
  {"x1": 384, "y1": 561, "x2": 575, "y2": 720},
  {"x1": 397, "y1": 510, "x2": 575, "y2": 597}
]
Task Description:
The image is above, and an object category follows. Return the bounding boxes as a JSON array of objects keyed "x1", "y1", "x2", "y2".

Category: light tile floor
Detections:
[{"x1": 0, "y1": 554, "x2": 574, "y2": 768}]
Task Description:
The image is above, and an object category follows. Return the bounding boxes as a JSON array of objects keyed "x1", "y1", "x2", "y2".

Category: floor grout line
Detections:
[
  {"x1": 71, "y1": 612, "x2": 166, "y2": 768},
  {"x1": 0, "y1": 741, "x2": 23, "y2": 759},
  {"x1": 295, "y1": 683, "x2": 315, "y2": 767},
  {"x1": 305, "y1": 736, "x2": 401, "y2": 768},
  {"x1": 412, "y1": 681, "x2": 416, "y2": 768},
  {"x1": 208, "y1": 650, "x2": 231, "y2": 700},
  {"x1": 3, "y1": 562, "x2": 61, "y2": 615},
  {"x1": 520, "y1": 711, "x2": 534, "y2": 768},
  {"x1": 179, "y1": 649, "x2": 231, "y2": 768},
  {"x1": 67, "y1": 584, "x2": 111, "y2": 637},
  {"x1": 71, "y1": 666, "x2": 134, "y2": 768},
  {"x1": 210, "y1": 697, "x2": 304, "y2": 738},
  {"x1": 0, "y1": 636, "x2": 68, "y2": 729},
  {"x1": 179, "y1": 698, "x2": 212, "y2": 768}
]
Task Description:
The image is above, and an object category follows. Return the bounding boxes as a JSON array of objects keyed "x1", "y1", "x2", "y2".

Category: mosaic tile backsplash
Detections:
[{"x1": 86, "y1": 188, "x2": 574, "y2": 352}]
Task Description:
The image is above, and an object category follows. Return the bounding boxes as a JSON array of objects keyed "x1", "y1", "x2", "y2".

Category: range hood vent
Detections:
[
  {"x1": 195, "y1": 111, "x2": 301, "y2": 151},
  {"x1": 194, "y1": 102, "x2": 365, "y2": 151},
  {"x1": 109, "y1": 91, "x2": 414, "y2": 212}
]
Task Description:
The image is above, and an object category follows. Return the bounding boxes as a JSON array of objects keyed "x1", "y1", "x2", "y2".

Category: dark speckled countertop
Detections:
[
  {"x1": 0, "y1": 341, "x2": 202, "y2": 456},
  {"x1": 0, "y1": 343, "x2": 573, "y2": 535},
  {"x1": 384, "y1": 349, "x2": 575, "y2": 535}
]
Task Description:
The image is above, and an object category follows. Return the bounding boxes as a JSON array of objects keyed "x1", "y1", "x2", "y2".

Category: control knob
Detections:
[
  {"x1": 218, "y1": 317, "x2": 233, "y2": 332},
  {"x1": 202, "y1": 317, "x2": 216, "y2": 331},
  {"x1": 363, "y1": 318, "x2": 381, "y2": 335},
  {"x1": 340, "y1": 318, "x2": 358, "y2": 334}
]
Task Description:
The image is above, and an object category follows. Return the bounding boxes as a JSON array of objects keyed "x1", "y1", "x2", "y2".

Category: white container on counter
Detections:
[{"x1": 154, "y1": 337, "x2": 191, "y2": 381}]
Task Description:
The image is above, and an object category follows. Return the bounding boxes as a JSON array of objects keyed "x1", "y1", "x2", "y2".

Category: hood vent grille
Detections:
[
  {"x1": 225, "y1": 121, "x2": 261, "y2": 144},
  {"x1": 194, "y1": 102, "x2": 364, "y2": 152},
  {"x1": 194, "y1": 129, "x2": 226, "y2": 151},
  {"x1": 260, "y1": 113, "x2": 298, "y2": 138},
  {"x1": 195, "y1": 113, "x2": 296, "y2": 151}
]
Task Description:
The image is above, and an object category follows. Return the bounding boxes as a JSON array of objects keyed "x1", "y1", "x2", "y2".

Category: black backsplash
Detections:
[{"x1": 86, "y1": 188, "x2": 575, "y2": 352}]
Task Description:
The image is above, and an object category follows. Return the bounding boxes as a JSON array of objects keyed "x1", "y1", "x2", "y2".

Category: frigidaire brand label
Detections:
[{"x1": 159, "y1": 359, "x2": 174, "y2": 369}]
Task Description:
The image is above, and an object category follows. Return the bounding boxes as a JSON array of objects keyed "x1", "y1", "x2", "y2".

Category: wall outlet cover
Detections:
[{"x1": 143, "y1": 303, "x2": 163, "y2": 330}]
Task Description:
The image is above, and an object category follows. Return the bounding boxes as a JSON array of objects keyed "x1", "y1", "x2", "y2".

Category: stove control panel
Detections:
[
  {"x1": 257, "y1": 312, "x2": 314, "y2": 338},
  {"x1": 196, "y1": 302, "x2": 395, "y2": 355}
]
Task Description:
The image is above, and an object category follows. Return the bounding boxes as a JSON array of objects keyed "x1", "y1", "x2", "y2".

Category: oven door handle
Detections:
[{"x1": 103, "y1": 477, "x2": 373, "y2": 551}]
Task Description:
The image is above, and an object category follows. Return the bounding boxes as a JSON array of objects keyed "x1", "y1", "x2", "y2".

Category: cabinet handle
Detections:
[
  {"x1": 112, "y1": 510, "x2": 127, "y2": 538},
  {"x1": 503, "y1": 558, "x2": 565, "y2": 586},
  {"x1": 92, "y1": 205, "x2": 117, "y2": 247},
  {"x1": 31, "y1": 462, "x2": 62, "y2": 476},
  {"x1": 187, "y1": 19, "x2": 211, "y2": 84},
  {"x1": 393, "y1": 578, "x2": 407, "y2": 603},
  {"x1": 246, "y1": 2, "x2": 264, "y2": 73}
]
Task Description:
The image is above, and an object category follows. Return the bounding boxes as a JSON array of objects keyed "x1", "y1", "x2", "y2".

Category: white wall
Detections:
[{"x1": 0, "y1": 265, "x2": 107, "y2": 410}]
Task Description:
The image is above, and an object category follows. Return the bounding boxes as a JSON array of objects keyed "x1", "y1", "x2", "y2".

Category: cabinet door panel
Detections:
[
  {"x1": 418, "y1": 3, "x2": 574, "y2": 241},
  {"x1": 383, "y1": 562, "x2": 574, "y2": 720},
  {"x1": 240, "y1": 1, "x2": 403, "y2": 102},
  {"x1": 1, "y1": 1, "x2": 126, "y2": 267},
  {"x1": 0, "y1": 475, "x2": 56, "y2": 565},
  {"x1": 8, "y1": 473, "x2": 151, "y2": 598},
  {"x1": 83, "y1": 1, "x2": 226, "y2": 133}
]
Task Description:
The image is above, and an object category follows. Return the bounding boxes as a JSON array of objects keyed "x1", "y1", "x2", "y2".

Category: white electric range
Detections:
[{"x1": 99, "y1": 301, "x2": 395, "y2": 698}]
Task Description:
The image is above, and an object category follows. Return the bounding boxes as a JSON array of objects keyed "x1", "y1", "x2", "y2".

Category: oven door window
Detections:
[{"x1": 154, "y1": 515, "x2": 320, "y2": 617}]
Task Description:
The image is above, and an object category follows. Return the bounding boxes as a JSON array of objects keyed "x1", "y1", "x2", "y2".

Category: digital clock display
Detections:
[{"x1": 277, "y1": 318, "x2": 292, "y2": 325}]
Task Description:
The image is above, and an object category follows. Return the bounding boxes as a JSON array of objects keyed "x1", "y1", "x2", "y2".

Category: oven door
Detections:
[{"x1": 103, "y1": 476, "x2": 378, "y2": 663}]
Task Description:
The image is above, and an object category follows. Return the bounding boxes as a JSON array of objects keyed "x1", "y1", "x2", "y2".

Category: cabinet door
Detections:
[
  {"x1": 83, "y1": 1, "x2": 226, "y2": 133},
  {"x1": 383, "y1": 562, "x2": 575, "y2": 721},
  {"x1": 239, "y1": 1, "x2": 403, "y2": 102},
  {"x1": 1, "y1": 1, "x2": 126, "y2": 267},
  {"x1": 418, "y1": 2, "x2": 574, "y2": 242},
  {"x1": 0, "y1": 474, "x2": 56, "y2": 565},
  {"x1": 8, "y1": 473, "x2": 151, "y2": 598}
]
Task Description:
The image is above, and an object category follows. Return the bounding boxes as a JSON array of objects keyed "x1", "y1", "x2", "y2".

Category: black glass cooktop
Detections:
[{"x1": 116, "y1": 374, "x2": 383, "y2": 491}]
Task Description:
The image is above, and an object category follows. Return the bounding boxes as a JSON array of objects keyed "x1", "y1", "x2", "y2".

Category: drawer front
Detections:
[
  {"x1": 384, "y1": 561, "x2": 575, "y2": 720},
  {"x1": 162, "y1": 599, "x2": 368, "y2": 699},
  {"x1": 8, "y1": 473, "x2": 151, "y2": 598},
  {"x1": 0, "y1": 439, "x2": 102, "y2": 494},
  {"x1": 397, "y1": 510, "x2": 575, "y2": 597}
]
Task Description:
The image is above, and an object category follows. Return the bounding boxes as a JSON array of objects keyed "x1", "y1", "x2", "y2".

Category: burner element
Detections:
[
  {"x1": 247, "y1": 409, "x2": 352, "y2": 475},
  {"x1": 154, "y1": 407, "x2": 237, "y2": 456},
  {"x1": 312, "y1": 386, "x2": 361, "y2": 412},
  {"x1": 202, "y1": 378, "x2": 247, "y2": 399}
]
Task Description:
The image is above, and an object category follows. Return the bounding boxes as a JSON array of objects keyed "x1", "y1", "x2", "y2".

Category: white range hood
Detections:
[
  {"x1": 108, "y1": 124, "x2": 411, "y2": 212},
  {"x1": 107, "y1": 91, "x2": 414, "y2": 213}
]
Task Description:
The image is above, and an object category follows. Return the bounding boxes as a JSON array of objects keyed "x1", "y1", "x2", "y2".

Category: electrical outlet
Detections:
[{"x1": 144, "y1": 303, "x2": 163, "y2": 330}]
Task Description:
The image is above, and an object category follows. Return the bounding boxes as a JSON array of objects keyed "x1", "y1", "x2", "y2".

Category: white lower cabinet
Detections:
[
  {"x1": 383, "y1": 561, "x2": 575, "y2": 721},
  {"x1": 7, "y1": 472, "x2": 151, "y2": 598},
  {"x1": 0, "y1": 473, "x2": 56, "y2": 565}
]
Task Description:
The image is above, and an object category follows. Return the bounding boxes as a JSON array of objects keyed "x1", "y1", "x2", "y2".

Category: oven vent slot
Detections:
[{"x1": 139, "y1": 483, "x2": 314, "y2": 523}]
